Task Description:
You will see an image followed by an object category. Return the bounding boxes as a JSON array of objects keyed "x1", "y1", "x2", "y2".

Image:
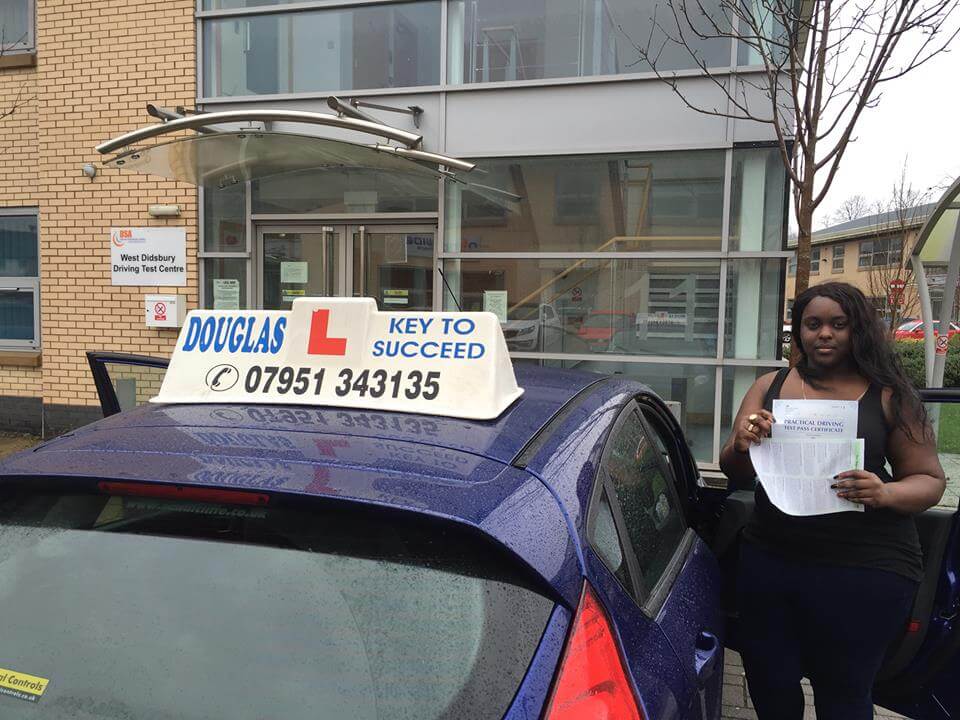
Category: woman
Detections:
[{"x1": 720, "y1": 282, "x2": 945, "y2": 720}]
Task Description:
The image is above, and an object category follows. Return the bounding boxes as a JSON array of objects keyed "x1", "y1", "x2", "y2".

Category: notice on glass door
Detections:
[
  {"x1": 212, "y1": 279, "x2": 240, "y2": 310},
  {"x1": 483, "y1": 291, "x2": 508, "y2": 323},
  {"x1": 280, "y1": 262, "x2": 308, "y2": 284}
]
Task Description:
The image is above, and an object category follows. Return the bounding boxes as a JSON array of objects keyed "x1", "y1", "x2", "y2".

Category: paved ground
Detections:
[
  {"x1": 937, "y1": 453, "x2": 960, "y2": 509},
  {"x1": 0, "y1": 432, "x2": 39, "y2": 458},
  {"x1": 722, "y1": 650, "x2": 909, "y2": 719}
]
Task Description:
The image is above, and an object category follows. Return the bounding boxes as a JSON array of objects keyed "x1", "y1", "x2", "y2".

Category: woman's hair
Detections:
[{"x1": 791, "y1": 281, "x2": 928, "y2": 441}]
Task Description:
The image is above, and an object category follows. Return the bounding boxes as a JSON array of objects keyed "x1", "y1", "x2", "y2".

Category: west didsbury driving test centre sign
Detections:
[
  {"x1": 111, "y1": 228, "x2": 187, "y2": 286},
  {"x1": 153, "y1": 298, "x2": 524, "y2": 420}
]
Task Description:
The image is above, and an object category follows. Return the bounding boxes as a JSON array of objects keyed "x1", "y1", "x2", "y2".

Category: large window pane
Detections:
[
  {"x1": 724, "y1": 258, "x2": 785, "y2": 359},
  {"x1": 204, "y1": 183, "x2": 247, "y2": 253},
  {"x1": 0, "y1": 0, "x2": 31, "y2": 49},
  {"x1": 253, "y1": 168, "x2": 439, "y2": 214},
  {"x1": 203, "y1": 0, "x2": 284, "y2": 8},
  {"x1": 729, "y1": 147, "x2": 786, "y2": 251},
  {"x1": 203, "y1": 258, "x2": 248, "y2": 310},
  {"x1": 518, "y1": 359, "x2": 717, "y2": 462},
  {"x1": 446, "y1": 258, "x2": 721, "y2": 357},
  {"x1": 0, "y1": 289, "x2": 34, "y2": 342},
  {"x1": 719, "y1": 365, "x2": 781, "y2": 449},
  {"x1": 203, "y1": 2, "x2": 441, "y2": 97},
  {"x1": 446, "y1": 151, "x2": 726, "y2": 253},
  {"x1": 0, "y1": 215, "x2": 38, "y2": 277},
  {"x1": 448, "y1": 0, "x2": 731, "y2": 84}
]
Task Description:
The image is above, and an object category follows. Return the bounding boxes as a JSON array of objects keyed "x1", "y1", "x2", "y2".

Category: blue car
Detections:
[{"x1": 0, "y1": 348, "x2": 956, "y2": 718}]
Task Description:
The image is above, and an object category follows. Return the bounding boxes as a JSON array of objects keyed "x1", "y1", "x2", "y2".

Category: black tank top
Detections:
[{"x1": 743, "y1": 368, "x2": 923, "y2": 582}]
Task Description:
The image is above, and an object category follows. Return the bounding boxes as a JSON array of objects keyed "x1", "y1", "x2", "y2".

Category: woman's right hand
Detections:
[{"x1": 733, "y1": 409, "x2": 776, "y2": 453}]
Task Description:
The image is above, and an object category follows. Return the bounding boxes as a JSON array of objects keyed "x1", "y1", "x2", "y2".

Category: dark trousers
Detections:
[{"x1": 737, "y1": 540, "x2": 917, "y2": 720}]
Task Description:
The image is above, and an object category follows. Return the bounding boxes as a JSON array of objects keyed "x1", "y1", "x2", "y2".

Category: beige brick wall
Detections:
[
  {"x1": 0, "y1": 52, "x2": 41, "y2": 400},
  {"x1": 34, "y1": 0, "x2": 198, "y2": 408},
  {"x1": 785, "y1": 230, "x2": 922, "y2": 320}
]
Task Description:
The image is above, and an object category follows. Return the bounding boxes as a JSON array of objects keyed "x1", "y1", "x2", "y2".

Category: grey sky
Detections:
[{"x1": 815, "y1": 47, "x2": 960, "y2": 229}]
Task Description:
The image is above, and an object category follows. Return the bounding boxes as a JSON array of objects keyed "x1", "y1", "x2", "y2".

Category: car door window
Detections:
[
  {"x1": 605, "y1": 408, "x2": 687, "y2": 594},
  {"x1": 87, "y1": 352, "x2": 170, "y2": 416},
  {"x1": 590, "y1": 486, "x2": 634, "y2": 591}
]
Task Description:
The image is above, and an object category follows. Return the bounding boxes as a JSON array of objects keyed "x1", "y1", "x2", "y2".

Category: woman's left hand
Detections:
[{"x1": 832, "y1": 470, "x2": 891, "y2": 509}]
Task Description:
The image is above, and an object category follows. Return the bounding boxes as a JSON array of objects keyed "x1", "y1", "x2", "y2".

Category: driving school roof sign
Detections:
[{"x1": 152, "y1": 298, "x2": 524, "y2": 420}]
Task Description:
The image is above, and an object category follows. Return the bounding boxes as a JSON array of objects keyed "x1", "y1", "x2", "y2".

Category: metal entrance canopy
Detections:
[{"x1": 95, "y1": 107, "x2": 522, "y2": 207}]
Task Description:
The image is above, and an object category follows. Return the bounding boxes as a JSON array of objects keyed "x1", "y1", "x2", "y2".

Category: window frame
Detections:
[
  {"x1": 199, "y1": 0, "x2": 443, "y2": 99},
  {"x1": 0, "y1": 0, "x2": 35, "y2": 54},
  {"x1": 0, "y1": 208, "x2": 40, "y2": 351},
  {"x1": 587, "y1": 397, "x2": 694, "y2": 617},
  {"x1": 832, "y1": 244, "x2": 845, "y2": 273},
  {"x1": 810, "y1": 247, "x2": 821, "y2": 275}
]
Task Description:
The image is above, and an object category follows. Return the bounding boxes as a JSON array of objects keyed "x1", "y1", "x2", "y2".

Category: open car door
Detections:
[
  {"x1": 873, "y1": 388, "x2": 960, "y2": 720},
  {"x1": 86, "y1": 351, "x2": 169, "y2": 417}
]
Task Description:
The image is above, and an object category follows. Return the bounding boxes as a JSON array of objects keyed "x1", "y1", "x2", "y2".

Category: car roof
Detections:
[
  {"x1": 0, "y1": 365, "x2": 616, "y2": 605},
  {"x1": 40, "y1": 365, "x2": 600, "y2": 465}
]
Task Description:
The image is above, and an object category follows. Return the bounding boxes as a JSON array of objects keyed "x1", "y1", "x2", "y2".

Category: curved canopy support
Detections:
[
  {"x1": 95, "y1": 109, "x2": 423, "y2": 154},
  {"x1": 910, "y1": 176, "x2": 960, "y2": 388}
]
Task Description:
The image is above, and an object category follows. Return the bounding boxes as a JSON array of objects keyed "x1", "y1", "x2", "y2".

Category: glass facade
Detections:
[
  {"x1": 201, "y1": 145, "x2": 788, "y2": 464},
  {"x1": 196, "y1": 0, "x2": 790, "y2": 466},
  {"x1": 203, "y1": 2, "x2": 441, "y2": 97},
  {"x1": 448, "y1": 0, "x2": 730, "y2": 84},
  {"x1": 200, "y1": 0, "x2": 735, "y2": 97},
  {"x1": 446, "y1": 151, "x2": 727, "y2": 253},
  {"x1": 252, "y1": 169, "x2": 439, "y2": 215}
]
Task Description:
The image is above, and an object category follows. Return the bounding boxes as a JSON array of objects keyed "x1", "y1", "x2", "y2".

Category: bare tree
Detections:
[
  {"x1": 0, "y1": 22, "x2": 36, "y2": 126},
  {"x1": 865, "y1": 165, "x2": 930, "y2": 332},
  {"x1": 631, "y1": 0, "x2": 960, "y2": 298},
  {"x1": 828, "y1": 193, "x2": 870, "y2": 226}
]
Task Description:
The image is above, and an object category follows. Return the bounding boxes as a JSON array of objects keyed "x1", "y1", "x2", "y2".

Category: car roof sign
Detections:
[{"x1": 152, "y1": 297, "x2": 524, "y2": 420}]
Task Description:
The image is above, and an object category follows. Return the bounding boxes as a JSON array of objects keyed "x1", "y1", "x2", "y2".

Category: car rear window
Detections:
[{"x1": 0, "y1": 484, "x2": 555, "y2": 719}]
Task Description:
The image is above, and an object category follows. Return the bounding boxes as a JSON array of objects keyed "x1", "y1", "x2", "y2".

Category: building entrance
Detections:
[{"x1": 257, "y1": 224, "x2": 436, "y2": 311}]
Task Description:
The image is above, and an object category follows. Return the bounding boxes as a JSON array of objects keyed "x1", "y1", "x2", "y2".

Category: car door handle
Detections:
[{"x1": 694, "y1": 630, "x2": 721, "y2": 686}]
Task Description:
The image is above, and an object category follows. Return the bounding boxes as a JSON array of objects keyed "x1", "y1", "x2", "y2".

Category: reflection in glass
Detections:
[
  {"x1": 724, "y1": 259, "x2": 785, "y2": 360},
  {"x1": 203, "y1": 2, "x2": 441, "y2": 96},
  {"x1": 0, "y1": 290, "x2": 33, "y2": 341},
  {"x1": 448, "y1": 0, "x2": 731, "y2": 84},
  {"x1": 517, "y1": 359, "x2": 718, "y2": 463},
  {"x1": 203, "y1": 258, "x2": 248, "y2": 310},
  {"x1": 204, "y1": 183, "x2": 246, "y2": 253},
  {"x1": 445, "y1": 258, "x2": 721, "y2": 357},
  {"x1": 263, "y1": 231, "x2": 339, "y2": 310},
  {"x1": 728, "y1": 147, "x2": 787, "y2": 251},
  {"x1": 0, "y1": 0, "x2": 30, "y2": 48},
  {"x1": 0, "y1": 215, "x2": 38, "y2": 277},
  {"x1": 720, "y1": 365, "x2": 781, "y2": 449},
  {"x1": 445, "y1": 151, "x2": 726, "y2": 253},
  {"x1": 356, "y1": 230, "x2": 435, "y2": 311},
  {"x1": 254, "y1": 168, "x2": 439, "y2": 215}
]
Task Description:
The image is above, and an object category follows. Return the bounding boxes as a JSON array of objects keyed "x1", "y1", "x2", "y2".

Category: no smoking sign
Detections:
[{"x1": 145, "y1": 295, "x2": 184, "y2": 328}]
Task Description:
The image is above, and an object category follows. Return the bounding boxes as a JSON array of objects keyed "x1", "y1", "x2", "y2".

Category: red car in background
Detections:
[
  {"x1": 576, "y1": 311, "x2": 634, "y2": 346},
  {"x1": 894, "y1": 319, "x2": 960, "y2": 340}
]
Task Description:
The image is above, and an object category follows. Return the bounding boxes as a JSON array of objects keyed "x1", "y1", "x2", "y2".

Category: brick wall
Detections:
[
  {"x1": 0, "y1": 47, "x2": 41, "y2": 428},
  {"x1": 0, "y1": 0, "x2": 199, "y2": 434},
  {"x1": 785, "y1": 229, "x2": 921, "y2": 319}
]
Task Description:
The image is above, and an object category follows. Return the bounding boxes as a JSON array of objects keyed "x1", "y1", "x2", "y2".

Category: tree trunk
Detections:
[{"x1": 795, "y1": 205, "x2": 813, "y2": 298}]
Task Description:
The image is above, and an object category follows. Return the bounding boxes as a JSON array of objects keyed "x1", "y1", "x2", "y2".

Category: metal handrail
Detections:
[{"x1": 95, "y1": 109, "x2": 423, "y2": 154}]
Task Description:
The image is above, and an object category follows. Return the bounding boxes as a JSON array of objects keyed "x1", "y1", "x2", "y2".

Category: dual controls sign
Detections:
[{"x1": 152, "y1": 298, "x2": 523, "y2": 420}]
